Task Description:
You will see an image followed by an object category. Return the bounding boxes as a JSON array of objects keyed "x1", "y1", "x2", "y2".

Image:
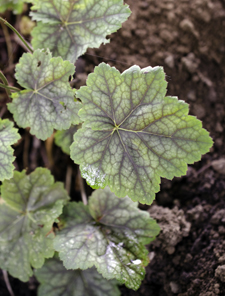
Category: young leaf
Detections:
[
  {"x1": 0, "y1": 168, "x2": 70, "y2": 282},
  {"x1": 0, "y1": 118, "x2": 20, "y2": 181},
  {"x1": 35, "y1": 256, "x2": 120, "y2": 296},
  {"x1": 55, "y1": 125, "x2": 78, "y2": 155},
  {"x1": 54, "y1": 187, "x2": 160, "y2": 290},
  {"x1": 0, "y1": 0, "x2": 24, "y2": 14},
  {"x1": 8, "y1": 49, "x2": 81, "y2": 140},
  {"x1": 71, "y1": 63, "x2": 213, "y2": 204},
  {"x1": 30, "y1": 0, "x2": 131, "y2": 63}
]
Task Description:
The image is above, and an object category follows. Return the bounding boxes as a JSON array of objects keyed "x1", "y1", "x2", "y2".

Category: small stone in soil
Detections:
[
  {"x1": 170, "y1": 281, "x2": 180, "y2": 294},
  {"x1": 212, "y1": 159, "x2": 225, "y2": 175},
  {"x1": 165, "y1": 55, "x2": 175, "y2": 68},
  {"x1": 215, "y1": 265, "x2": 225, "y2": 282}
]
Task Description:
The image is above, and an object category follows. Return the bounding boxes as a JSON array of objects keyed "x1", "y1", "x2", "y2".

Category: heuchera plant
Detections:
[{"x1": 0, "y1": 0, "x2": 213, "y2": 295}]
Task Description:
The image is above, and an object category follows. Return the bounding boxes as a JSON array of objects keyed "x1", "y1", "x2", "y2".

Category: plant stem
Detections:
[
  {"x1": 0, "y1": 70, "x2": 9, "y2": 86},
  {"x1": 65, "y1": 165, "x2": 72, "y2": 195},
  {"x1": 0, "y1": 17, "x2": 33, "y2": 53},
  {"x1": 30, "y1": 136, "x2": 41, "y2": 171},
  {"x1": 2, "y1": 270, "x2": 15, "y2": 296},
  {"x1": 0, "y1": 21, "x2": 13, "y2": 66},
  {"x1": 78, "y1": 170, "x2": 87, "y2": 205},
  {"x1": 0, "y1": 70, "x2": 11, "y2": 97},
  {"x1": 0, "y1": 82, "x2": 20, "y2": 92},
  {"x1": 23, "y1": 130, "x2": 30, "y2": 170},
  {"x1": 45, "y1": 133, "x2": 54, "y2": 169}
]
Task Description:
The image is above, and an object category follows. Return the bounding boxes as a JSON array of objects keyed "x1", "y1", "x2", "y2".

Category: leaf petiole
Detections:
[
  {"x1": 0, "y1": 83, "x2": 20, "y2": 93},
  {"x1": 0, "y1": 17, "x2": 33, "y2": 53},
  {"x1": 0, "y1": 70, "x2": 12, "y2": 96}
]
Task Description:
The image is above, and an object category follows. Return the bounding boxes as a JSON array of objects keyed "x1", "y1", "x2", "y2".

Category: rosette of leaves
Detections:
[
  {"x1": 35, "y1": 256, "x2": 120, "y2": 296},
  {"x1": 8, "y1": 49, "x2": 81, "y2": 140},
  {"x1": 0, "y1": 168, "x2": 69, "y2": 281},
  {"x1": 30, "y1": 0, "x2": 131, "y2": 63},
  {"x1": 54, "y1": 187, "x2": 160, "y2": 290},
  {"x1": 0, "y1": 118, "x2": 20, "y2": 181},
  {"x1": 55, "y1": 124, "x2": 78, "y2": 155},
  {"x1": 70, "y1": 63, "x2": 213, "y2": 204},
  {"x1": 0, "y1": 0, "x2": 24, "y2": 14}
]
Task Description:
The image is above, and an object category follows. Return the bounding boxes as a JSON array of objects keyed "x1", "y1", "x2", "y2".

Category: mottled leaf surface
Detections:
[
  {"x1": 0, "y1": 0, "x2": 24, "y2": 14},
  {"x1": 71, "y1": 63, "x2": 213, "y2": 204},
  {"x1": 54, "y1": 187, "x2": 160, "y2": 290},
  {"x1": 55, "y1": 125, "x2": 78, "y2": 154},
  {"x1": 30, "y1": 0, "x2": 131, "y2": 63},
  {"x1": 0, "y1": 119, "x2": 20, "y2": 181},
  {"x1": 8, "y1": 49, "x2": 81, "y2": 140},
  {"x1": 35, "y1": 256, "x2": 120, "y2": 296},
  {"x1": 0, "y1": 168, "x2": 69, "y2": 281}
]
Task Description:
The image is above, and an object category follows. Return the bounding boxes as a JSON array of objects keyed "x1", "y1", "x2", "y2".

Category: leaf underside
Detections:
[
  {"x1": 30, "y1": 0, "x2": 131, "y2": 63},
  {"x1": 71, "y1": 63, "x2": 213, "y2": 204},
  {"x1": 35, "y1": 256, "x2": 120, "y2": 296},
  {"x1": 0, "y1": 119, "x2": 20, "y2": 181},
  {"x1": 8, "y1": 49, "x2": 81, "y2": 140},
  {"x1": 54, "y1": 124, "x2": 78, "y2": 154},
  {"x1": 54, "y1": 187, "x2": 160, "y2": 290},
  {"x1": 0, "y1": 168, "x2": 69, "y2": 281}
]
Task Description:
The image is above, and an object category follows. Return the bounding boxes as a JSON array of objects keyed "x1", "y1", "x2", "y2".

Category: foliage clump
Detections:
[{"x1": 0, "y1": 0, "x2": 213, "y2": 294}]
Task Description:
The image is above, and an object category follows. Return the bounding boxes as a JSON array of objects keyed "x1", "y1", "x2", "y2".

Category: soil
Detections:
[{"x1": 0, "y1": 0, "x2": 225, "y2": 295}]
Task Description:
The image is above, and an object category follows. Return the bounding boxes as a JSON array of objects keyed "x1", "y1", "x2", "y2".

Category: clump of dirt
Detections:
[
  {"x1": 149, "y1": 205, "x2": 191, "y2": 255},
  {"x1": 215, "y1": 265, "x2": 225, "y2": 283}
]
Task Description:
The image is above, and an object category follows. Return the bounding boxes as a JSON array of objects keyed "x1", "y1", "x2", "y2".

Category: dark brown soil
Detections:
[{"x1": 0, "y1": 0, "x2": 225, "y2": 295}]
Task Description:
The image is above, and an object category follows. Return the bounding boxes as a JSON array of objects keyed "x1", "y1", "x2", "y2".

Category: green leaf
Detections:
[
  {"x1": 55, "y1": 125, "x2": 78, "y2": 155},
  {"x1": 0, "y1": 168, "x2": 69, "y2": 282},
  {"x1": 54, "y1": 187, "x2": 160, "y2": 290},
  {"x1": 71, "y1": 63, "x2": 213, "y2": 204},
  {"x1": 0, "y1": 0, "x2": 24, "y2": 14},
  {"x1": 35, "y1": 256, "x2": 120, "y2": 296},
  {"x1": 30, "y1": 0, "x2": 131, "y2": 63},
  {"x1": 8, "y1": 49, "x2": 81, "y2": 140},
  {"x1": 0, "y1": 118, "x2": 20, "y2": 181}
]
